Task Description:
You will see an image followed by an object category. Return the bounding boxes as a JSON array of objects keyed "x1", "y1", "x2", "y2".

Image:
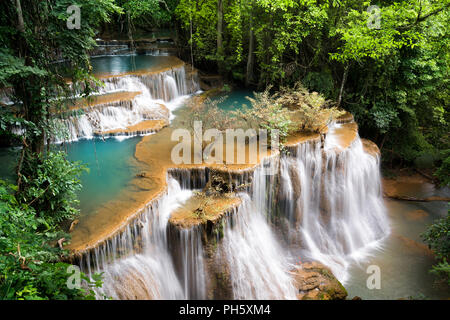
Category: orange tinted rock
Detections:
[{"x1": 292, "y1": 262, "x2": 347, "y2": 300}]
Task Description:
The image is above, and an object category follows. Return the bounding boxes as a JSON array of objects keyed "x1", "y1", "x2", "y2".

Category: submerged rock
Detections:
[{"x1": 292, "y1": 262, "x2": 347, "y2": 300}]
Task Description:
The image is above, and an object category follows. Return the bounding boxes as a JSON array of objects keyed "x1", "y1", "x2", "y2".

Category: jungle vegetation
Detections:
[{"x1": 0, "y1": 0, "x2": 448, "y2": 299}]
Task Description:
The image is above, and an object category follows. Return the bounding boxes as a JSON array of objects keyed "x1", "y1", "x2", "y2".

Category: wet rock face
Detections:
[
  {"x1": 204, "y1": 170, "x2": 252, "y2": 196},
  {"x1": 204, "y1": 242, "x2": 233, "y2": 300},
  {"x1": 361, "y1": 139, "x2": 380, "y2": 157},
  {"x1": 292, "y1": 262, "x2": 347, "y2": 300}
]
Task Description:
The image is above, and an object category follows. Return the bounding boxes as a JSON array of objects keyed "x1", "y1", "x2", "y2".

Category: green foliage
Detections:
[
  {"x1": 0, "y1": 180, "x2": 100, "y2": 300},
  {"x1": 422, "y1": 212, "x2": 450, "y2": 285},
  {"x1": 0, "y1": 0, "x2": 119, "y2": 301},
  {"x1": 178, "y1": 82, "x2": 340, "y2": 141},
  {"x1": 302, "y1": 71, "x2": 335, "y2": 99},
  {"x1": 232, "y1": 87, "x2": 292, "y2": 141},
  {"x1": 174, "y1": 0, "x2": 449, "y2": 169},
  {"x1": 118, "y1": 0, "x2": 176, "y2": 27},
  {"x1": 429, "y1": 260, "x2": 450, "y2": 285},
  {"x1": 18, "y1": 151, "x2": 87, "y2": 226},
  {"x1": 176, "y1": 0, "x2": 218, "y2": 64},
  {"x1": 422, "y1": 213, "x2": 450, "y2": 261},
  {"x1": 176, "y1": 95, "x2": 234, "y2": 133},
  {"x1": 434, "y1": 150, "x2": 450, "y2": 187},
  {"x1": 0, "y1": 0, "x2": 121, "y2": 152},
  {"x1": 330, "y1": 1, "x2": 425, "y2": 62},
  {"x1": 274, "y1": 82, "x2": 344, "y2": 132}
]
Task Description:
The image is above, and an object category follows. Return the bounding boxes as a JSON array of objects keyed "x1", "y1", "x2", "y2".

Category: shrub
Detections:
[
  {"x1": 18, "y1": 151, "x2": 87, "y2": 227},
  {"x1": 0, "y1": 180, "x2": 101, "y2": 299},
  {"x1": 232, "y1": 87, "x2": 292, "y2": 142},
  {"x1": 275, "y1": 82, "x2": 345, "y2": 133},
  {"x1": 421, "y1": 212, "x2": 450, "y2": 286},
  {"x1": 434, "y1": 149, "x2": 450, "y2": 187}
]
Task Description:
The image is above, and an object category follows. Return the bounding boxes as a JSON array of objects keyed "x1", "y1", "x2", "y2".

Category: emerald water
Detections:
[
  {"x1": 213, "y1": 89, "x2": 254, "y2": 113},
  {"x1": 0, "y1": 136, "x2": 140, "y2": 218},
  {"x1": 55, "y1": 137, "x2": 141, "y2": 216}
]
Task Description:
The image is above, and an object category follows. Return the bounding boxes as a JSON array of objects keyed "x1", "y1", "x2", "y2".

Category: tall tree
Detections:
[{"x1": 0, "y1": 0, "x2": 121, "y2": 189}]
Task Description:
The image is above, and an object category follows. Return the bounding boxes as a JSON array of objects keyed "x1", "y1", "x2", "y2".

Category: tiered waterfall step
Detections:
[
  {"x1": 65, "y1": 91, "x2": 141, "y2": 112},
  {"x1": 95, "y1": 119, "x2": 168, "y2": 137},
  {"x1": 169, "y1": 194, "x2": 241, "y2": 230}
]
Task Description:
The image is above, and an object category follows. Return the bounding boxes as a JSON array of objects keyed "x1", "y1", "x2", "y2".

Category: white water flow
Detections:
[
  {"x1": 219, "y1": 160, "x2": 297, "y2": 300},
  {"x1": 179, "y1": 228, "x2": 207, "y2": 299},
  {"x1": 59, "y1": 66, "x2": 196, "y2": 142},
  {"x1": 100, "y1": 67, "x2": 188, "y2": 102},
  {"x1": 88, "y1": 178, "x2": 193, "y2": 299},
  {"x1": 280, "y1": 125, "x2": 390, "y2": 283}
]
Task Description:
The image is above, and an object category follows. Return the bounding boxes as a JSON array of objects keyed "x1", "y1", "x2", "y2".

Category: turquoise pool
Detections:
[{"x1": 55, "y1": 137, "x2": 141, "y2": 216}]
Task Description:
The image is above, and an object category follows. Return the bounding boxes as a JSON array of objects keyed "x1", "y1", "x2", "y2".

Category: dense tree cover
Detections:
[
  {"x1": 0, "y1": 153, "x2": 103, "y2": 299},
  {"x1": 0, "y1": 0, "x2": 120, "y2": 299},
  {"x1": 120, "y1": 0, "x2": 177, "y2": 27},
  {"x1": 96, "y1": 0, "x2": 178, "y2": 39},
  {"x1": 174, "y1": 0, "x2": 449, "y2": 180}
]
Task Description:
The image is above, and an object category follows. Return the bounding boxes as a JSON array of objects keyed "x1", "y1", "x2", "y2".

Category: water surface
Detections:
[
  {"x1": 344, "y1": 186, "x2": 449, "y2": 300},
  {"x1": 212, "y1": 89, "x2": 254, "y2": 113},
  {"x1": 56, "y1": 137, "x2": 141, "y2": 217}
]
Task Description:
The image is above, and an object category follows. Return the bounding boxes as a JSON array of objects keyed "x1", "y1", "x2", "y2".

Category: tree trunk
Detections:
[
  {"x1": 15, "y1": 0, "x2": 25, "y2": 32},
  {"x1": 190, "y1": 15, "x2": 194, "y2": 68},
  {"x1": 127, "y1": 11, "x2": 134, "y2": 52},
  {"x1": 337, "y1": 64, "x2": 349, "y2": 108},
  {"x1": 245, "y1": 13, "x2": 255, "y2": 87},
  {"x1": 216, "y1": 0, "x2": 224, "y2": 73}
]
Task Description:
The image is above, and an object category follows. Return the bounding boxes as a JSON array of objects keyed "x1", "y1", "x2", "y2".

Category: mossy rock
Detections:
[{"x1": 293, "y1": 261, "x2": 348, "y2": 300}]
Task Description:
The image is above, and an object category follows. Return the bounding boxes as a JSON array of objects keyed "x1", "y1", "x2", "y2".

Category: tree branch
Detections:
[
  {"x1": 398, "y1": 3, "x2": 450, "y2": 30},
  {"x1": 158, "y1": 0, "x2": 171, "y2": 12}
]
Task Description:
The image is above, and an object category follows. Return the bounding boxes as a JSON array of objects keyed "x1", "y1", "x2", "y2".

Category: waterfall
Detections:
[
  {"x1": 100, "y1": 66, "x2": 188, "y2": 102},
  {"x1": 279, "y1": 128, "x2": 390, "y2": 283},
  {"x1": 218, "y1": 159, "x2": 297, "y2": 300},
  {"x1": 164, "y1": 76, "x2": 179, "y2": 100},
  {"x1": 177, "y1": 228, "x2": 207, "y2": 300},
  {"x1": 219, "y1": 195, "x2": 297, "y2": 299},
  {"x1": 83, "y1": 177, "x2": 193, "y2": 299},
  {"x1": 59, "y1": 97, "x2": 164, "y2": 142},
  {"x1": 57, "y1": 65, "x2": 198, "y2": 142},
  {"x1": 73, "y1": 116, "x2": 389, "y2": 298}
]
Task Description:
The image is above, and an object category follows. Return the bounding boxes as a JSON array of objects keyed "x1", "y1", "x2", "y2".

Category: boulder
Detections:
[{"x1": 292, "y1": 261, "x2": 347, "y2": 300}]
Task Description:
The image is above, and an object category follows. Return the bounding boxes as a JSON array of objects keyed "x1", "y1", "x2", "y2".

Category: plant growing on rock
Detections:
[
  {"x1": 232, "y1": 87, "x2": 292, "y2": 142},
  {"x1": 174, "y1": 96, "x2": 234, "y2": 159},
  {"x1": 275, "y1": 82, "x2": 345, "y2": 133},
  {"x1": 175, "y1": 95, "x2": 234, "y2": 134}
]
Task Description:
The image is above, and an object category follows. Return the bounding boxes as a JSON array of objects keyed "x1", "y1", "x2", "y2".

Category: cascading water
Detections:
[
  {"x1": 279, "y1": 123, "x2": 390, "y2": 283},
  {"x1": 100, "y1": 67, "x2": 189, "y2": 101},
  {"x1": 84, "y1": 177, "x2": 193, "y2": 299},
  {"x1": 177, "y1": 228, "x2": 207, "y2": 300},
  {"x1": 217, "y1": 159, "x2": 297, "y2": 300},
  {"x1": 60, "y1": 98, "x2": 162, "y2": 142},
  {"x1": 58, "y1": 65, "x2": 198, "y2": 142},
  {"x1": 219, "y1": 195, "x2": 297, "y2": 299},
  {"x1": 72, "y1": 107, "x2": 389, "y2": 299}
]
